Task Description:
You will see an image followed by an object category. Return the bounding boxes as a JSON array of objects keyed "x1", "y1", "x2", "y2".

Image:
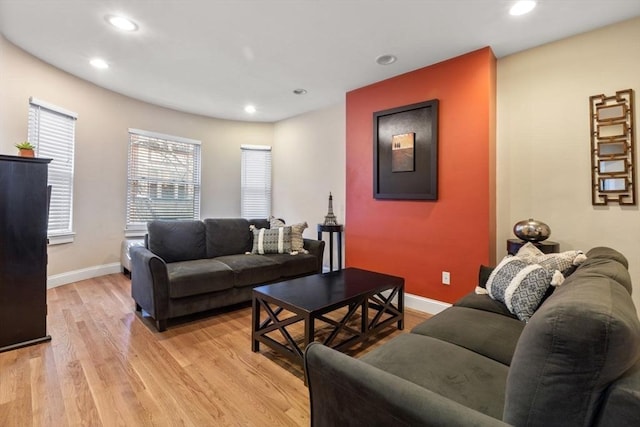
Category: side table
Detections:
[
  {"x1": 317, "y1": 224, "x2": 344, "y2": 272},
  {"x1": 507, "y1": 239, "x2": 560, "y2": 256}
]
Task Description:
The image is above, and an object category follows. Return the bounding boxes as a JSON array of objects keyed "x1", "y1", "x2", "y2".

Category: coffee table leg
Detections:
[
  {"x1": 304, "y1": 314, "x2": 315, "y2": 350},
  {"x1": 251, "y1": 295, "x2": 260, "y2": 352},
  {"x1": 398, "y1": 284, "x2": 405, "y2": 330}
]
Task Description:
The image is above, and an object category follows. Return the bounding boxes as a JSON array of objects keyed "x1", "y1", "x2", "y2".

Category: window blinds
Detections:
[
  {"x1": 241, "y1": 145, "x2": 272, "y2": 219},
  {"x1": 28, "y1": 98, "x2": 77, "y2": 240},
  {"x1": 126, "y1": 129, "x2": 201, "y2": 231}
]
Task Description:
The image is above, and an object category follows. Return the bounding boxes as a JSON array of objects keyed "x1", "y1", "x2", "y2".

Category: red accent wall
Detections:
[{"x1": 345, "y1": 47, "x2": 496, "y2": 303}]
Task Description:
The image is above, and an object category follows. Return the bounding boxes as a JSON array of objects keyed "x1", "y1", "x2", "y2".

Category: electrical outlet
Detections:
[{"x1": 442, "y1": 271, "x2": 450, "y2": 285}]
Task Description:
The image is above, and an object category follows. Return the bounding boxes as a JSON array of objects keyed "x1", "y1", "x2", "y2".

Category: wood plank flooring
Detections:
[{"x1": 0, "y1": 273, "x2": 430, "y2": 426}]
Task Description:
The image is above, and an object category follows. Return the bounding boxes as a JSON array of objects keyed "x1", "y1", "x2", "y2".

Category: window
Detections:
[
  {"x1": 241, "y1": 145, "x2": 272, "y2": 218},
  {"x1": 28, "y1": 97, "x2": 77, "y2": 244},
  {"x1": 126, "y1": 129, "x2": 201, "y2": 234}
]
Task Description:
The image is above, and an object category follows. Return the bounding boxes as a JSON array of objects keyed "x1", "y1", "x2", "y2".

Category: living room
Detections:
[{"x1": 1, "y1": 1, "x2": 640, "y2": 425}]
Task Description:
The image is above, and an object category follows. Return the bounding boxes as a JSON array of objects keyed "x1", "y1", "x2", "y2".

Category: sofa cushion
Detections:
[
  {"x1": 361, "y1": 334, "x2": 509, "y2": 420},
  {"x1": 250, "y1": 226, "x2": 293, "y2": 254},
  {"x1": 204, "y1": 218, "x2": 252, "y2": 257},
  {"x1": 486, "y1": 256, "x2": 561, "y2": 322},
  {"x1": 215, "y1": 254, "x2": 282, "y2": 287},
  {"x1": 504, "y1": 252, "x2": 640, "y2": 427},
  {"x1": 167, "y1": 259, "x2": 234, "y2": 298},
  {"x1": 148, "y1": 220, "x2": 207, "y2": 263},
  {"x1": 595, "y1": 361, "x2": 640, "y2": 427},
  {"x1": 454, "y1": 292, "x2": 517, "y2": 319},
  {"x1": 263, "y1": 253, "x2": 319, "y2": 277},
  {"x1": 411, "y1": 306, "x2": 524, "y2": 366}
]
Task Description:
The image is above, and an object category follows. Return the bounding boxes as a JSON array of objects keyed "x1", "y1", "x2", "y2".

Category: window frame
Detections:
[
  {"x1": 125, "y1": 128, "x2": 202, "y2": 236},
  {"x1": 240, "y1": 144, "x2": 272, "y2": 219},
  {"x1": 28, "y1": 97, "x2": 77, "y2": 245}
]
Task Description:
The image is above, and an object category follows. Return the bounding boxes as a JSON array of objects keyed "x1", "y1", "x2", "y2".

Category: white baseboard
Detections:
[
  {"x1": 405, "y1": 293, "x2": 451, "y2": 314},
  {"x1": 47, "y1": 263, "x2": 122, "y2": 289}
]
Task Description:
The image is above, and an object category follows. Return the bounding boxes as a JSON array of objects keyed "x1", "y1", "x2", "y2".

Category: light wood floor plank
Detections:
[{"x1": 0, "y1": 273, "x2": 430, "y2": 426}]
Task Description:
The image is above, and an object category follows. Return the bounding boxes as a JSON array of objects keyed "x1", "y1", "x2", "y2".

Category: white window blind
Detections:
[
  {"x1": 241, "y1": 145, "x2": 272, "y2": 218},
  {"x1": 28, "y1": 97, "x2": 77, "y2": 243},
  {"x1": 126, "y1": 129, "x2": 201, "y2": 232}
]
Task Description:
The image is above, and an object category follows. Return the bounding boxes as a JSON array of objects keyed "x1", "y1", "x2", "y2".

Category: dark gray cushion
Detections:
[
  {"x1": 411, "y1": 306, "x2": 524, "y2": 366},
  {"x1": 594, "y1": 361, "x2": 640, "y2": 426},
  {"x1": 504, "y1": 253, "x2": 640, "y2": 427},
  {"x1": 454, "y1": 293, "x2": 517, "y2": 319},
  {"x1": 147, "y1": 220, "x2": 206, "y2": 263},
  {"x1": 215, "y1": 254, "x2": 282, "y2": 287},
  {"x1": 361, "y1": 334, "x2": 509, "y2": 420},
  {"x1": 167, "y1": 259, "x2": 234, "y2": 298},
  {"x1": 204, "y1": 218, "x2": 252, "y2": 257},
  {"x1": 263, "y1": 253, "x2": 319, "y2": 277},
  {"x1": 248, "y1": 218, "x2": 271, "y2": 230}
]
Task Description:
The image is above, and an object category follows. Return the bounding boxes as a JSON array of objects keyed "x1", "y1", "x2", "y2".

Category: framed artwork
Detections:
[{"x1": 373, "y1": 99, "x2": 439, "y2": 200}]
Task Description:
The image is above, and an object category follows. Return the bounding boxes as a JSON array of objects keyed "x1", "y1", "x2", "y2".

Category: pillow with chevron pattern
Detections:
[
  {"x1": 486, "y1": 256, "x2": 564, "y2": 322},
  {"x1": 515, "y1": 243, "x2": 586, "y2": 276},
  {"x1": 269, "y1": 216, "x2": 308, "y2": 254}
]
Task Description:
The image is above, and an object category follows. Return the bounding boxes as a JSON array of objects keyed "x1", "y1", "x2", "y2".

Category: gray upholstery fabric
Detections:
[
  {"x1": 263, "y1": 253, "x2": 319, "y2": 277},
  {"x1": 305, "y1": 342, "x2": 510, "y2": 427},
  {"x1": 454, "y1": 293, "x2": 517, "y2": 319},
  {"x1": 167, "y1": 259, "x2": 234, "y2": 298},
  {"x1": 248, "y1": 218, "x2": 271, "y2": 230},
  {"x1": 411, "y1": 306, "x2": 524, "y2": 366},
  {"x1": 147, "y1": 220, "x2": 206, "y2": 263},
  {"x1": 204, "y1": 218, "x2": 252, "y2": 257},
  {"x1": 361, "y1": 334, "x2": 509, "y2": 419},
  {"x1": 215, "y1": 254, "x2": 282, "y2": 287},
  {"x1": 504, "y1": 249, "x2": 640, "y2": 426},
  {"x1": 595, "y1": 361, "x2": 640, "y2": 427}
]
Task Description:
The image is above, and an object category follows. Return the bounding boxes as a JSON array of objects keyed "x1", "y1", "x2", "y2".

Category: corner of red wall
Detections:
[{"x1": 345, "y1": 47, "x2": 496, "y2": 304}]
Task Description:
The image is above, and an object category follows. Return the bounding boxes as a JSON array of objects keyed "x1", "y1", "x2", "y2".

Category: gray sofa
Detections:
[
  {"x1": 304, "y1": 247, "x2": 640, "y2": 426},
  {"x1": 131, "y1": 218, "x2": 325, "y2": 331}
]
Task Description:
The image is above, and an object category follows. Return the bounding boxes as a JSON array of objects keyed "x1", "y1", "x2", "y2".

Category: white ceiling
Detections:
[{"x1": 1, "y1": 1, "x2": 639, "y2": 122}]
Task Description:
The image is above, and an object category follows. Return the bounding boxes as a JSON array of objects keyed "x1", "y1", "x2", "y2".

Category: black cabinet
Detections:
[{"x1": 0, "y1": 154, "x2": 52, "y2": 352}]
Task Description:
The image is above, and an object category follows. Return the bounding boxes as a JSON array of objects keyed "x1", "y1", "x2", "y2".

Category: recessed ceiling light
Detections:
[
  {"x1": 105, "y1": 15, "x2": 138, "y2": 31},
  {"x1": 376, "y1": 54, "x2": 397, "y2": 65},
  {"x1": 244, "y1": 105, "x2": 256, "y2": 114},
  {"x1": 90, "y1": 58, "x2": 109, "y2": 69},
  {"x1": 509, "y1": 1, "x2": 536, "y2": 16},
  {"x1": 293, "y1": 89, "x2": 307, "y2": 95}
]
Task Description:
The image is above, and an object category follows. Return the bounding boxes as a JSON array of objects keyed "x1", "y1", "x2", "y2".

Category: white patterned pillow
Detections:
[
  {"x1": 486, "y1": 256, "x2": 563, "y2": 322},
  {"x1": 269, "y1": 216, "x2": 308, "y2": 254},
  {"x1": 516, "y1": 244, "x2": 586, "y2": 275},
  {"x1": 250, "y1": 226, "x2": 292, "y2": 254}
]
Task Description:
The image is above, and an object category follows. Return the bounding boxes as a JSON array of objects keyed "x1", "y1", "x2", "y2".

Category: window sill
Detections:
[{"x1": 48, "y1": 232, "x2": 75, "y2": 245}]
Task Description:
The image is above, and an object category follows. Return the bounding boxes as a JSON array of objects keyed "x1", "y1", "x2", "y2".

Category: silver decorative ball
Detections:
[{"x1": 513, "y1": 218, "x2": 551, "y2": 242}]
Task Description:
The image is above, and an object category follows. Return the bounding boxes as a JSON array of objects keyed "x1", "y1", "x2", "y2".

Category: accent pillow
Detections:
[
  {"x1": 486, "y1": 256, "x2": 563, "y2": 322},
  {"x1": 250, "y1": 226, "x2": 292, "y2": 254},
  {"x1": 516, "y1": 244, "x2": 586, "y2": 276},
  {"x1": 478, "y1": 264, "x2": 495, "y2": 288},
  {"x1": 269, "y1": 216, "x2": 308, "y2": 254}
]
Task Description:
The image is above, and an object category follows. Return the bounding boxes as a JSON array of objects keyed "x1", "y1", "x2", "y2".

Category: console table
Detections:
[
  {"x1": 507, "y1": 239, "x2": 560, "y2": 256},
  {"x1": 317, "y1": 224, "x2": 343, "y2": 271}
]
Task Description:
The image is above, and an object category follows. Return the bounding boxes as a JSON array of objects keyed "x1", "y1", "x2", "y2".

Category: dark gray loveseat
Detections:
[
  {"x1": 131, "y1": 218, "x2": 324, "y2": 331},
  {"x1": 304, "y1": 247, "x2": 640, "y2": 426}
]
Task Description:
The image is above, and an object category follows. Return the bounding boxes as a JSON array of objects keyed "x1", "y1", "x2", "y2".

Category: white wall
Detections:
[
  {"x1": 273, "y1": 104, "x2": 346, "y2": 270},
  {"x1": 0, "y1": 36, "x2": 273, "y2": 279},
  {"x1": 496, "y1": 17, "x2": 640, "y2": 310}
]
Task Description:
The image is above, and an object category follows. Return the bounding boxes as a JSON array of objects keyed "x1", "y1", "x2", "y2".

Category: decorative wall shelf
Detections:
[{"x1": 590, "y1": 89, "x2": 635, "y2": 205}]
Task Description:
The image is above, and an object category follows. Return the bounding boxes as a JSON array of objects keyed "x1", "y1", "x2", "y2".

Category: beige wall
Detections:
[
  {"x1": 496, "y1": 17, "x2": 640, "y2": 309},
  {"x1": 273, "y1": 104, "x2": 346, "y2": 269},
  {"x1": 0, "y1": 36, "x2": 273, "y2": 277}
]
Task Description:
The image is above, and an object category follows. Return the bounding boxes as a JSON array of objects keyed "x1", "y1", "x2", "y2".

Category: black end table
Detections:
[
  {"x1": 507, "y1": 238, "x2": 560, "y2": 255},
  {"x1": 317, "y1": 224, "x2": 343, "y2": 271}
]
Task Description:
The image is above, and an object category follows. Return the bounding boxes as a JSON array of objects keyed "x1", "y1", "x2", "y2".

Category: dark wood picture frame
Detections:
[{"x1": 373, "y1": 99, "x2": 439, "y2": 200}]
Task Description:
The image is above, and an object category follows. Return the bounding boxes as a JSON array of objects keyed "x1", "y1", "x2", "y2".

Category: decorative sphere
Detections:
[{"x1": 513, "y1": 218, "x2": 551, "y2": 242}]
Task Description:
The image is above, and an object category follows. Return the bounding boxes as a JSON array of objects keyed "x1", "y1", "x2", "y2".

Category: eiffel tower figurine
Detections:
[{"x1": 323, "y1": 192, "x2": 338, "y2": 225}]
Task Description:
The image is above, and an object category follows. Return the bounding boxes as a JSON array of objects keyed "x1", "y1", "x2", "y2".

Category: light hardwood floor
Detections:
[{"x1": 0, "y1": 273, "x2": 430, "y2": 426}]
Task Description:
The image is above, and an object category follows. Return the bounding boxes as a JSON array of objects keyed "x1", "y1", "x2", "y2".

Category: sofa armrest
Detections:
[
  {"x1": 130, "y1": 246, "x2": 170, "y2": 331},
  {"x1": 304, "y1": 342, "x2": 509, "y2": 427},
  {"x1": 303, "y1": 238, "x2": 325, "y2": 273}
]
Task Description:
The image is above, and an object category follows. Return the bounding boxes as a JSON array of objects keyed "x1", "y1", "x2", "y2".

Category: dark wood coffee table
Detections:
[{"x1": 251, "y1": 268, "x2": 404, "y2": 366}]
